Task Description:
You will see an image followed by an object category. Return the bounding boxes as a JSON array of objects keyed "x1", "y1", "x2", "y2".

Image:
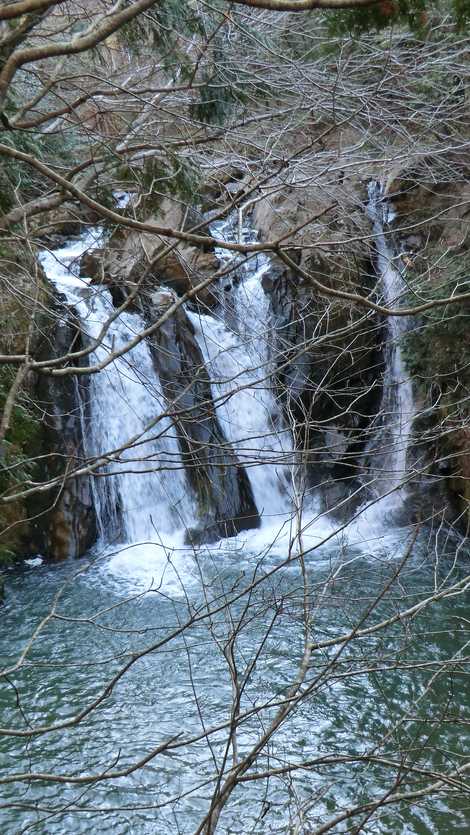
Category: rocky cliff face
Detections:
[
  {"x1": 263, "y1": 259, "x2": 383, "y2": 500},
  {"x1": 0, "y1": 244, "x2": 98, "y2": 562},
  {"x1": 247, "y1": 180, "x2": 384, "y2": 508},
  {"x1": 386, "y1": 157, "x2": 470, "y2": 529},
  {"x1": 31, "y1": 300, "x2": 98, "y2": 559},
  {"x1": 147, "y1": 290, "x2": 259, "y2": 543},
  {"x1": 79, "y1": 197, "x2": 219, "y2": 311},
  {"x1": 0, "y1": 244, "x2": 47, "y2": 562}
]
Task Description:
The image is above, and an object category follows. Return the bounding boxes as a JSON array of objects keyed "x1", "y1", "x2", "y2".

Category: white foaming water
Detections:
[
  {"x1": 365, "y1": 182, "x2": 415, "y2": 504},
  {"x1": 39, "y1": 228, "x2": 197, "y2": 589},
  {"x1": 188, "y1": 217, "x2": 294, "y2": 522},
  {"x1": 79, "y1": 294, "x2": 196, "y2": 542},
  {"x1": 342, "y1": 183, "x2": 417, "y2": 554},
  {"x1": 39, "y1": 227, "x2": 104, "y2": 293}
]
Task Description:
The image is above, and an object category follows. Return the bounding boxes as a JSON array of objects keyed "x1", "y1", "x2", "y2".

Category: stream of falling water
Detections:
[
  {"x1": 187, "y1": 218, "x2": 294, "y2": 521},
  {"x1": 78, "y1": 295, "x2": 196, "y2": 543},
  {"x1": 364, "y1": 182, "x2": 415, "y2": 504},
  {"x1": 39, "y1": 229, "x2": 198, "y2": 582}
]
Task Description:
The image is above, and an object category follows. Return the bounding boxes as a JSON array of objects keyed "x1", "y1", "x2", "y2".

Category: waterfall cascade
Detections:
[
  {"x1": 364, "y1": 182, "x2": 415, "y2": 501},
  {"x1": 187, "y1": 218, "x2": 294, "y2": 520},
  {"x1": 80, "y1": 296, "x2": 197, "y2": 543},
  {"x1": 39, "y1": 188, "x2": 415, "y2": 565},
  {"x1": 39, "y1": 214, "x2": 296, "y2": 560},
  {"x1": 40, "y1": 230, "x2": 196, "y2": 555}
]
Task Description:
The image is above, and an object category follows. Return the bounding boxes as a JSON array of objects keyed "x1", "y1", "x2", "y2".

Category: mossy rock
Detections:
[{"x1": 0, "y1": 242, "x2": 52, "y2": 558}]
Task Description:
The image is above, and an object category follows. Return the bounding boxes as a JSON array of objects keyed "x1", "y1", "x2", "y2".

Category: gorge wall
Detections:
[
  {"x1": 386, "y1": 155, "x2": 470, "y2": 530},
  {"x1": 0, "y1": 258, "x2": 98, "y2": 562},
  {"x1": 2, "y1": 159, "x2": 470, "y2": 562}
]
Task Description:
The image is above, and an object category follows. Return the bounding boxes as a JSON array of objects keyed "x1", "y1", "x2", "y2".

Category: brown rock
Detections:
[
  {"x1": 80, "y1": 248, "x2": 106, "y2": 281},
  {"x1": 86, "y1": 196, "x2": 221, "y2": 309}
]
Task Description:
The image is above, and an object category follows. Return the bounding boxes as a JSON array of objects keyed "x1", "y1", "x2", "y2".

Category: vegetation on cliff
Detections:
[{"x1": 0, "y1": 241, "x2": 47, "y2": 560}]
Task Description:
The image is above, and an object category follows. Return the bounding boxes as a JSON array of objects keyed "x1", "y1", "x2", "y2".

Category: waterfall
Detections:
[
  {"x1": 39, "y1": 231, "x2": 196, "y2": 558},
  {"x1": 39, "y1": 212, "x2": 298, "y2": 562},
  {"x1": 38, "y1": 188, "x2": 416, "y2": 565},
  {"x1": 365, "y1": 182, "x2": 415, "y2": 499},
  {"x1": 78, "y1": 295, "x2": 196, "y2": 543},
  {"x1": 187, "y1": 217, "x2": 294, "y2": 522}
]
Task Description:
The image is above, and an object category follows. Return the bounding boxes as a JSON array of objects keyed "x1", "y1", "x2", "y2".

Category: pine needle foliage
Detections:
[{"x1": 327, "y1": 0, "x2": 470, "y2": 35}]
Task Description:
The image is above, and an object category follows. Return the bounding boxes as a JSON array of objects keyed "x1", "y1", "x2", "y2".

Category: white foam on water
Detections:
[
  {"x1": 99, "y1": 539, "x2": 196, "y2": 595},
  {"x1": 24, "y1": 557, "x2": 44, "y2": 567}
]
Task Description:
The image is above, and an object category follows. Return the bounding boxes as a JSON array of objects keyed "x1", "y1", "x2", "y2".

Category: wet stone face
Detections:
[{"x1": 150, "y1": 289, "x2": 176, "y2": 309}]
